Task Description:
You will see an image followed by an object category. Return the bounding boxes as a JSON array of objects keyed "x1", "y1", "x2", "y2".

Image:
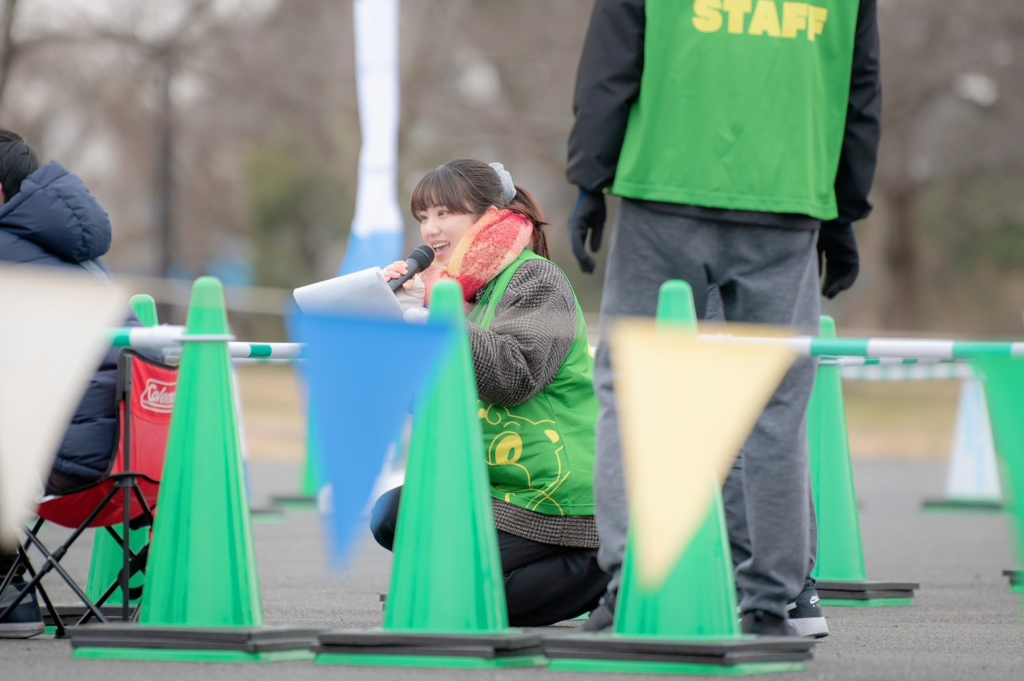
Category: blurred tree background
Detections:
[{"x1": 1, "y1": 0, "x2": 1022, "y2": 337}]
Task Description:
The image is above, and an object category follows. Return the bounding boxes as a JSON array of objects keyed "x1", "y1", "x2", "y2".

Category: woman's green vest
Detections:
[
  {"x1": 611, "y1": 0, "x2": 861, "y2": 220},
  {"x1": 469, "y1": 251, "x2": 597, "y2": 517}
]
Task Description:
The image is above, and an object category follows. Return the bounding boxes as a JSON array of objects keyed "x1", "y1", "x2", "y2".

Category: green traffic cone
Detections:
[
  {"x1": 272, "y1": 304, "x2": 323, "y2": 510},
  {"x1": 140, "y1": 277, "x2": 261, "y2": 628},
  {"x1": 271, "y1": 391, "x2": 325, "y2": 510},
  {"x1": 548, "y1": 281, "x2": 811, "y2": 675},
  {"x1": 383, "y1": 280, "x2": 507, "y2": 634},
  {"x1": 300, "y1": 414, "x2": 326, "y2": 498},
  {"x1": 82, "y1": 295, "x2": 160, "y2": 614},
  {"x1": 808, "y1": 316, "x2": 916, "y2": 606},
  {"x1": 130, "y1": 294, "x2": 159, "y2": 327},
  {"x1": 70, "y1": 277, "x2": 316, "y2": 663},
  {"x1": 615, "y1": 280, "x2": 740, "y2": 639},
  {"x1": 972, "y1": 357, "x2": 1024, "y2": 606},
  {"x1": 316, "y1": 280, "x2": 544, "y2": 669}
]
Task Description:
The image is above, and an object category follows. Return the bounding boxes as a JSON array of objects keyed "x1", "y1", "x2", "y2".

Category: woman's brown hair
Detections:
[{"x1": 410, "y1": 159, "x2": 550, "y2": 259}]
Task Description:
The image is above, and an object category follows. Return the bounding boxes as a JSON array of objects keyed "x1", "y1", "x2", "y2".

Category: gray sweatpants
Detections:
[{"x1": 594, "y1": 199, "x2": 820, "y2": 618}]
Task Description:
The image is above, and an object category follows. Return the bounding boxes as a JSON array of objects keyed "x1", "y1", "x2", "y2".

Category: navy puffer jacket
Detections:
[{"x1": 0, "y1": 162, "x2": 137, "y2": 481}]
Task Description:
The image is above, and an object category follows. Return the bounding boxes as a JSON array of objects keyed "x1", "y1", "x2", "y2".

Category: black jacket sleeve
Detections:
[
  {"x1": 566, "y1": 0, "x2": 646, "y2": 192},
  {"x1": 832, "y1": 0, "x2": 882, "y2": 225}
]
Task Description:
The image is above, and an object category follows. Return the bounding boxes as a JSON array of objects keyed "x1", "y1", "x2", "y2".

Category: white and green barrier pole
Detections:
[
  {"x1": 699, "y1": 336, "x2": 1024, "y2": 360},
  {"x1": 162, "y1": 342, "x2": 304, "y2": 363},
  {"x1": 839, "y1": 360, "x2": 1002, "y2": 512},
  {"x1": 108, "y1": 327, "x2": 1024, "y2": 362},
  {"x1": 836, "y1": 359, "x2": 973, "y2": 378}
]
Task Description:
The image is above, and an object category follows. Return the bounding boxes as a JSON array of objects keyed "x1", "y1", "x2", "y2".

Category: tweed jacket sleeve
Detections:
[{"x1": 467, "y1": 259, "x2": 578, "y2": 408}]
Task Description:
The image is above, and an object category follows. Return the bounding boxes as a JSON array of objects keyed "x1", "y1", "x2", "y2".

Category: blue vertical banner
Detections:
[{"x1": 340, "y1": 0, "x2": 404, "y2": 275}]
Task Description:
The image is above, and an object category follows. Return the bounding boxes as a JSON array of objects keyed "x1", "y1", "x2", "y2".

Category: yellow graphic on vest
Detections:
[
  {"x1": 693, "y1": 0, "x2": 828, "y2": 41},
  {"x1": 478, "y1": 404, "x2": 572, "y2": 515}
]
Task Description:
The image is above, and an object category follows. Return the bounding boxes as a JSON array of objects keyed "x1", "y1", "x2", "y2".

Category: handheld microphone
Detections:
[{"x1": 388, "y1": 245, "x2": 435, "y2": 292}]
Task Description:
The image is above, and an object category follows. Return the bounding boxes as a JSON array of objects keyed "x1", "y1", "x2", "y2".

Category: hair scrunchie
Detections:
[{"x1": 488, "y1": 162, "x2": 517, "y2": 205}]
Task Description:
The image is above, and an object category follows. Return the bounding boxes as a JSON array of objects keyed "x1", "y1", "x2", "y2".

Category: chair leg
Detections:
[
  {"x1": 0, "y1": 557, "x2": 17, "y2": 602},
  {"x1": 130, "y1": 485, "x2": 156, "y2": 524},
  {"x1": 87, "y1": 545, "x2": 147, "y2": 624},
  {"x1": 18, "y1": 486, "x2": 123, "y2": 627},
  {"x1": 17, "y1": 547, "x2": 66, "y2": 639},
  {"x1": 21, "y1": 532, "x2": 107, "y2": 624},
  {"x1": 91, "y1": 572, "x2": 123, "y2": 611},
  {"x1": 73, "y1": 482, "x2": 156, "y2": 626},
  {"x1": 0, "y1": 524, "x2": 46, "y2": 625},
  {"x1": 0, "y1": 517, "x2": 44, "y2": 600},
  {"x1": 96, "y1": 522, "x2": 131, "y2": 611},
  {"x1": 121, "y1": 480, "x2": 132, "y2": 624},
  {"x1": 0, "y1": 547, "x2": 44, "y2": 625}
]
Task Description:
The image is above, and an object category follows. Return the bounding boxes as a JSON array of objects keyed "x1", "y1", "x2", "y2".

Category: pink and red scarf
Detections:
[{"x1": 421, "y1": 209, "x2": 533, "y2": 304}]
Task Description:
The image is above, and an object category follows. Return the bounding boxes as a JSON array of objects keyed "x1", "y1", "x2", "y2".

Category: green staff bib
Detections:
[
  {"x1": 611, "y1": 0, "x2": 861, "y2": 220},
  {"x1": 469, "y1": 251, "x2": 598, "y2": 516}
]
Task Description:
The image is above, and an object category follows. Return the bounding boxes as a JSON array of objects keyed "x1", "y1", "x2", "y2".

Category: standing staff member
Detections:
[{"x1": 567, "y1": 0, "x2": 881, "y2": 636}]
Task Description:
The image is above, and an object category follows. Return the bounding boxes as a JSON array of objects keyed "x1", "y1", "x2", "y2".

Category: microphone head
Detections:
[{"x1": 409, "y1": 245, "x2": 435, "y2": 270}]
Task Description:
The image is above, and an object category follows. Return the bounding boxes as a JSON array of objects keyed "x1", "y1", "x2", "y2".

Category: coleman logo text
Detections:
[{"x1": 141, "y1": 379, "x2": 176, "y2": 414}]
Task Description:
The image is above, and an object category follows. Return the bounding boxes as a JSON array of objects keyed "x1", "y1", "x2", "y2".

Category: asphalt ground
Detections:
[{"x1": 3, "y1": 459, "x2": 1022, "y2": 681}]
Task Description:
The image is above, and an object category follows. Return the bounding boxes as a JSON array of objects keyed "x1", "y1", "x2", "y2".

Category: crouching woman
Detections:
[{"x1": 370, "y1": 158, "x2": 610, "y2": 626}]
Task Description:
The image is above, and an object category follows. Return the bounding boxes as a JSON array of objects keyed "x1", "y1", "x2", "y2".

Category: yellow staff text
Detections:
[{"x1": 693, "y1": 0, "x2": 829, "y2": 41}]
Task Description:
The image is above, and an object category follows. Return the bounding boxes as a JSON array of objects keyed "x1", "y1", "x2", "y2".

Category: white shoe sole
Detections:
[
  {"x1": 787, "y1": 616, "x2": 829, "y2": 639},
  {"x1": 0, "y1": 621, "x2": 45, "y2": 638}
]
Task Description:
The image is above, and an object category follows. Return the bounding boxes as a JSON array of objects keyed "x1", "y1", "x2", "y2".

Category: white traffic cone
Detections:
[{"x1": 924, "y1": 370, "x2": 1002, "y2": 510}]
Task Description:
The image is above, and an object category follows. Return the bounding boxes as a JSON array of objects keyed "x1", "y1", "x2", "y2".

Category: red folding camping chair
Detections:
[{"x1": 0, "y1": 350, "x2": 176, "y2": 636}]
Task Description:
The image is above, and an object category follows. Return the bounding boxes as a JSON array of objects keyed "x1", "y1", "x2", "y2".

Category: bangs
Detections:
[{"x1": 410, "y1": 166, "x2": 476, "y2": 218}]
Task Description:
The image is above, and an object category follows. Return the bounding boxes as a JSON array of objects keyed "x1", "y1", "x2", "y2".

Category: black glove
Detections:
[
  {"x1": 569, "y1": 187, "x2": 607, "y2": 274},
  {"x1": 817, "y1": 222, "x2": 859, "y2": 299}
]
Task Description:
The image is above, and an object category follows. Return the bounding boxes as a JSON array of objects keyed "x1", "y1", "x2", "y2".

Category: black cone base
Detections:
[
  {"x1": 315, "y1": 630, "x2": 543, "y2": 660},
  {"x1": 816, "y1": 580, "x2": 918, "y2": 601},
  {"x1": 69, "y1": 624, "x2": 320, "y2": 653},
  {"x1": 1003, "y1": 570, "x2": 1022, "y2": 588},
  {"x1": 543, "y1": 634, "x2": 814, "y2": 666},
  {"x1": 250, "y1": 506, "x2": 285, "y2": 523},
  {"x1": 44, "y1": 605, "x2": 133, "y2": 627},
  {"x1": 922, "y1": 498, "x2": 1003, "y2": 512},
  {"x1": 270, "y1": 494, "x2": 318, "y2": 509}
]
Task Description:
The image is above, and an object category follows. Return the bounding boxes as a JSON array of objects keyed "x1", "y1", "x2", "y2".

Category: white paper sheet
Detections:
[{"x1": 293, "y1": 267, "x2": 405, "y2": 320}]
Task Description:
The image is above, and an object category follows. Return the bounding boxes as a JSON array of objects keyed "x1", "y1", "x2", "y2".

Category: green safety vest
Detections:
[
  {"x1": 611, "y1": 0, "x2": 860, "y2": 220},
  {"x1": 469, "y1": 251, "x2": 598, "y2": 517}
]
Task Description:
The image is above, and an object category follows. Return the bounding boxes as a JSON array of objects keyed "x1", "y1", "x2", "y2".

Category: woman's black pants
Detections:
[{"x1": 370, "y1": 486, "x2": 611, "y2": 627}]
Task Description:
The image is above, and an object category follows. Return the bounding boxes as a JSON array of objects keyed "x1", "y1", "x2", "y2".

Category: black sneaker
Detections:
[
  {"x1": 786, "y1": 585, "x2": 829, "y2": 638},
  {"x1": 740, "y1": 609, "x2": 791, "y2": 637},
  {"x1": 581, "y1": 592, "x2": 616, "y2": 633},
  {"x1": 0, "y1": 577, "x2": 44, "y2": 639}
]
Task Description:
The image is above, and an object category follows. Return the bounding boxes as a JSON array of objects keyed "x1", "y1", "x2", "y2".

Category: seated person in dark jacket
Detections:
[{"x1": 0, "y1": 129, "x2": 146, "y2": 637}]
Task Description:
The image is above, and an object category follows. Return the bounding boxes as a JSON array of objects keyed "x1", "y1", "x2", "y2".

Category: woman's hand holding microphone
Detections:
[{"x1": 382, "y1": 261, "x2": 428, "y2": 322}]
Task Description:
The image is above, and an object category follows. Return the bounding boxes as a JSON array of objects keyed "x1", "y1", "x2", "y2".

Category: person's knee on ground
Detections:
[{"x1": 370, "y1": 486, "x2": 402, "y2": 551}]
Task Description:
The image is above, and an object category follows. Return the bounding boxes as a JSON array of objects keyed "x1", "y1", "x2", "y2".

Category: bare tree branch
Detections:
[{"x1": 0, "y1": 0, "x2": 21, "y2": 116}]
